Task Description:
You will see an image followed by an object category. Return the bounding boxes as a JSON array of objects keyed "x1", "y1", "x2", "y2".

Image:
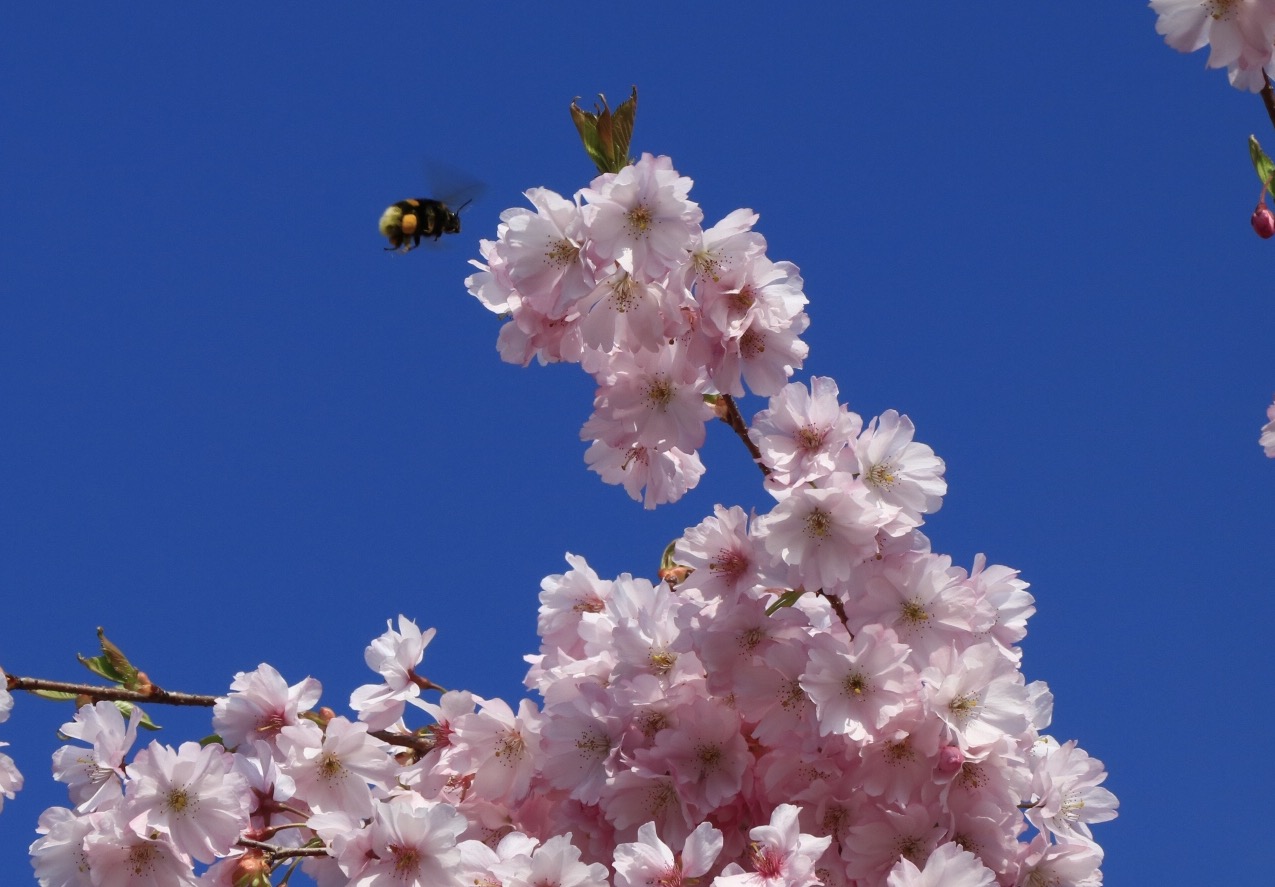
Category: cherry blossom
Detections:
[
  {"x1": 30, "y1": 806, "x2": 96, "y2": 887},
  {"x1": 800, "y1": 625, "x2": 918, "y2": 742},
  {"x1": 0, "y1": 742, "x2": 21, "y2": 814},
  {"x1": 0, "y1": 666, "x2": 12, "y2": 722},
  {"x1": 714, "y1": 804, "x2": 830, "y2": 887},
  {"x1": 350, "y1": 615, "x2": 438, "y2": 731},
  {"x1": 1261, "y1": 397, "x2": 1275, "y2": 456},
  {"x1": 81, "y1": 806, "x2": 199, "y2": 887},
  {"x1": 1150, "y1": 0, "x2": 1275, "y2": 91},
  {"x1": 750, "y1": 378, "x2": 861, "y2": 488},
  {"x1": 847, "y1": 410, "x2": 946, "y2": 528},
  {"x1": 50, "y1": 701, "x2": 139, "y2": 814},
  {"x1": 613, "y1": 820, "x2": 722, "y2": 887},
  {"x1": 212, "y1": 662, "x2": 322, "y2": 750},
  {"x1": 1013, "y1": 833, "x2": 1105, "y2": 887},
  {"x1": 754, "y1": 482, "x2": 883, "y2": 589},
  {"x1": 1026, "y1": 738, "x2": 1119, "y2": 844},
  {"x1": 6, "y1": 150, "x2": 1119, "y2": 887},
  {"x1": 584, "y1": 439, "x2": 706, "y2": 509},
  {"x1": 579, "y1": 153, "x2": 703, "y2": 282},
  {"x1": 346, "y1": 794, "x2": 469, "y2": 887},
  {"x1": 125, "y1": 740, "x2": 251, "y2": 864},
  {"x1": 884, "y1": 841, "x2": 996, "y2": 887},
  {"x1": 277, "y1": 717, "x2": 397, "y2": 818}
]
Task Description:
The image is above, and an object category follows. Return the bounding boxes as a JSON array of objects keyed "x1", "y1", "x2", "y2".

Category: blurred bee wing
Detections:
[{"x1": 424, "y1": 159, "x2": 486, "y2": 213}]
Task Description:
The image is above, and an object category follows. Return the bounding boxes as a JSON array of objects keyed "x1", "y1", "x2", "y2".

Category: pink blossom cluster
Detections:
[
  {"x1": 466, "y1": 154, "x2": 810, "y2": 507},
  {"x1": 1150, "y1": 0, "x2": 1275, "y2": 91},
  {"x1": 17, "y1": 156, "x2": 1116, "y2": 886},
  {"x1": 505, "y1": 522, "x2": 1116, "y2": 886},
  {"x1": 24, "y1": 549, "x2": 1116, "y2": 886}
]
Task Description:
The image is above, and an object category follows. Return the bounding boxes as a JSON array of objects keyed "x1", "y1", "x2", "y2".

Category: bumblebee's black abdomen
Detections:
[{"x1": 380, "y1": 197, "x2": 463, "y2": 251}]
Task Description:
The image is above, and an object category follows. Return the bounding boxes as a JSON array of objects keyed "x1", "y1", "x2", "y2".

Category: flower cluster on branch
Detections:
[{"x1": 3, "y1": 150, "x2": 1117, "y2": 887}]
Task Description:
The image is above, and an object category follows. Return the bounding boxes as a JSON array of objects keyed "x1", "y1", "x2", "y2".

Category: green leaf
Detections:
[
  {"x1": 77, "y1": 628, "x2": 140, "y2": 686},
  {"x1": 34, "y1": 689, "x2": 78, "y2": 703},
  {"x1": 77, "y1": 652, "x2": 124, "y2": 683},
  {"x1": 765, "y1": 589, "x2": 805, "y2": 615},
  {"x1": 116, "y1": 701, "x2": 160, "y2": 731},
  {"x1": 1250, "y1": 134, "x2": 1275, "y2": 190},
  {"x1": 659, "y1": 540, "x2": 679, "y2": 573},
  {"x1": 570, "y1": 87, "x2": 638, "y2": 175}
]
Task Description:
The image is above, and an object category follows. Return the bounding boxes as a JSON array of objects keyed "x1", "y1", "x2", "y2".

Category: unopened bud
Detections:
[
  {"x1": 936, "y1": 744, "x2": 965, "y2": 774},
  {"x1": 231, "y1": 850, "x2": 272, "y2": 887},
  {"x1": 1253, "y1": 199, "x2": 1275, "y2": 239}
]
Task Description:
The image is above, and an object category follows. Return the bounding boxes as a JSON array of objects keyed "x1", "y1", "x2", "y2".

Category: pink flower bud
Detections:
[
  {"x1": 1252, "y1": 199, "x2": 1275, "y2": 239},
  {"x1": 937, "y1": 744, "x2": 966, "y2": 774}
]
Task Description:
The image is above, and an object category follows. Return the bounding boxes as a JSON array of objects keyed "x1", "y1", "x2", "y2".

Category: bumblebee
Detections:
[{"x1": 379, "y1": 198, "x2": 471, "y2": 252}]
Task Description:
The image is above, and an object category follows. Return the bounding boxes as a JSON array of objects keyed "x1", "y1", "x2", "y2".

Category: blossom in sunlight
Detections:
[
  {"x1": 443, "y1": 697, "x2": 542, "y2": 805},
  {"x1": 1261, "y1": 397, "x2": 1275, "y2": 456},
  {"x1": 81, "y1": 806, "x2": 199, "y2": 887},
  {"x1": 884, "y1": 841, "x2": 996, "y2": 887},
  {"x1": 714, "y1": 804, "x2": 830, "y2": 887},
  {"x1": 847, "y1": 410, "x2": 946, "y2": 527},
  {"x1": 0, "y1": 742, "x2": 21, "y2": 813},
  {"x1": 347, "y1": 794, "x2": 469, "y2": 887},
  {"x1": 125, "y1": 740, "x2": 250, "y2": 863},
  {"x1": 350, "y1": 615, "x2": 438, "y2": 731},
  {"x1": 750, "y1": 377, "x2": 861, "y2": 488},
  {"x1": 1149, "y1": 0, "x2": 1275, "y2": 91},
  {"x1": 579, "y1": 153, "x2": 703, "y2": 281},
  {"x1": 52, "y1": 701, "x2": 140, "y2": 813},
  {"x1": 754, "y1": 483, "x2": 883, "y2": 589},
  {"x1": 584, "y1": 439, "x2": 705, "y2": 508},
  {"x1": 800, "y1": 625, "x2": 918, "y2": 741},
  {"x1": 500, "y1": 188, "x2": 595, "y2": 319},
  {"x1": 277, "y1": 717, "x2": 397, "y2": 819},
  {"x1": 494, "y1": 833, "x2": 611, "y2": 887},
  {"x1": 1013, "y1": 833, "x2": 1105, "y2": 887},
  {"x1": 613, "y1": 821, "x2": 722, "y2": 887},
  {"x1": 0, "y1": 666, "x2": 12, "y2": 722},
  {"x1": 212, "y1": 663, "x2": 322, "y2": 750},
  {"x1": 1026, "y1": 738, "x2": 1119, "y2": 844}
]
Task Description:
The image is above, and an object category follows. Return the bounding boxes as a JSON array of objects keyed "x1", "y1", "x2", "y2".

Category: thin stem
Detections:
[
  {"x1": 717, "y1": 394, "x2": 769, "y2": 476},
  {"x1": 1263, "y1": 72, "x2": 1275, "y2": 134},
  {"x1": 370, "y1": 728, "x2": 437, "y2": 755},
  {"x1": 6, "y1": 674, "x2": 218, "y2": 707},
  {"x1": 815, "y1": 589, "x2": 852, "y2": 636},
  {"x1": 237, "y1": 837, "x2": 331, "y2": 860}
]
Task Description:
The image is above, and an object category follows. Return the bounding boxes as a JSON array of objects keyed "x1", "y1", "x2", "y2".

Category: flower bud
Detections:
[
  {"x1": 1252, "y1": 199, "x2": 1275, "y2": 239},
  {"x1": 936, "y1": 744, "x2": 966, "y2": 774},
  {"x1": 231, "y1": 850, "x2": 272, "y2": 887}
]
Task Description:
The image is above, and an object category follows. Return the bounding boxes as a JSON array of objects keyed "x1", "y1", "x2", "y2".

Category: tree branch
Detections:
[
  {"x1": 5, "y1": 674, "x2": 219, "y2": 707},
  {"x1": 1262, "y1": 72, "x2": 1275, "y2": 135},
  {"x1": 716, "y1": 394, "x2": 769, "y2": 476}
]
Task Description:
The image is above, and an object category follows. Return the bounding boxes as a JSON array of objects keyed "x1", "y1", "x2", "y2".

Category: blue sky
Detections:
[{"x1": 1, "y1": 4, "x2": 1271, "y2": 884}]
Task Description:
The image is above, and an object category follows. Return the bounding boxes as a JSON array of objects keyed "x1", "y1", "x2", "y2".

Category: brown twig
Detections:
[
  {"x1": 6, "y1": 674, "x2": 218, "y2": 707},
  {"x1": 370, "y1": 728, "x2": 438, "y2": 755},
  {"x1": 1263, "y1": 72, "x2": 1275, "y2": 135},
  {"x1": 716, "y1": 394, "x2": 769, "y2": 476},
  {"x1": 237, "y1": 837, "x2": 332, "y2": 860},
  {"x1": 814, "y1": 589, "x2": 852, "y2": 635}
]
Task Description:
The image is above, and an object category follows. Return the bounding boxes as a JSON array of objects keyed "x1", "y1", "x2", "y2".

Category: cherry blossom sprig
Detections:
[
  {"x1": 466, "y1": 154, "x2": 809, "y2": 508},
  {"x1": 4, "y1": 102, "x2": 1117, "y2": 887},
  {"x1": 1149, "y1": 6, "x2": 1275, "y2": 448}
]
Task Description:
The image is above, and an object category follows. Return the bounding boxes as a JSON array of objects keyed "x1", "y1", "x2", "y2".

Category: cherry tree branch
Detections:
[
  {"x1": 5, "y1": 674, "x2": 219, "y2": 707},
  {"x1": 716, "y1": 394, "x2": 769, "y2": 477},
  {"x1": 237, "y1": 838, "x2": 331, "y2": 860},
  {"x1": 1263, "y1": 72, "x2": 1275, "y2": 134}
]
